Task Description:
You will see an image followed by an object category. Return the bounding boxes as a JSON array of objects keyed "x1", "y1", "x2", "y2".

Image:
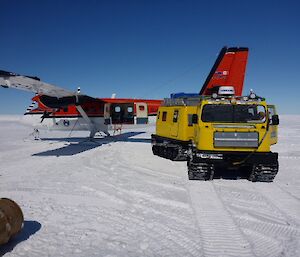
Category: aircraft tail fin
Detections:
[{"x1": 199, "y1": 47, "x2": 249, "y2": 96}]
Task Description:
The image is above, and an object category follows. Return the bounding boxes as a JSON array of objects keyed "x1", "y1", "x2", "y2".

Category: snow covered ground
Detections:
[{"x1": 0, "y1": 115, "x2": 299, "y2": 257}]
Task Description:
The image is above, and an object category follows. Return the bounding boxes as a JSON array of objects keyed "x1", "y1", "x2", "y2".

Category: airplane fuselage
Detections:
[{"x1": 24, "y1": 96, "x2": 162, "y2": 135}]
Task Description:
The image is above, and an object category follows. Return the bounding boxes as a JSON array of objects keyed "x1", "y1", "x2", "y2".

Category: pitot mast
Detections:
[{"x1": 0, "y1": 198, "x2": 24, "y2": 245}]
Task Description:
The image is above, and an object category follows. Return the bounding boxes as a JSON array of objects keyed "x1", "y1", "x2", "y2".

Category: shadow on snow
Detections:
[
  {"x1": 0, "y1": 220, "x2": 42, "y2": 256},
  {"x1": 32, "y1": 132, "x2": 151, "y2": 157}
]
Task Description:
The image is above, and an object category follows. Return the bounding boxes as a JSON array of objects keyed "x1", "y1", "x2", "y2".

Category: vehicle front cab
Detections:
[{"x1": 190, "y1": 97, "x2": 278, "y2": 173}]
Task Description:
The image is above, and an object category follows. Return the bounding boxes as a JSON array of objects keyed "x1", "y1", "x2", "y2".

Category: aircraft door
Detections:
[
  {"x1": 124, "y1": 104, "x2": 134, "y2": 124},
  {"x1": 171, "y1": 109, "x2": 179, "y2": 137},
  {"x1": 136, "y1": 103, "x2": 148, "y2": 124},
  {"x1": 111, "y1": 103, "x2": 134, "y2": 124},
  {"x1": 104, "y1": 103, "x2": 111, "y2": 124}
]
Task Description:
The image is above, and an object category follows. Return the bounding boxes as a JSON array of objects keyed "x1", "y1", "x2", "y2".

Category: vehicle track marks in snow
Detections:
[
  {"x1": 274, "y1": 181, "x2": 300, "y2": 201},
  {"x1": 213, "y1": 181, "x2": 300, "y2": 257},
  {"x1": 4, "y1": 190, "x2": 203, "y2": 257},
  {"x1": 253, "y1": 182, "x2": 300, "y2": 225},
  {"x1": 187, "y1": 181, "x2": 255, "y2": 257}
]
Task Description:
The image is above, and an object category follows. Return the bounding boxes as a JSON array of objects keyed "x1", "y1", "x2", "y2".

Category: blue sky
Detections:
[{"x1": 0, "y1": 0, "x2": 299, "y2": 114}]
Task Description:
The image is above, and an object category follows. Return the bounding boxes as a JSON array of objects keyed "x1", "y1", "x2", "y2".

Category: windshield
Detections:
[{"x1": 201, "y1": 104, "x2": 266, "y2": 123}]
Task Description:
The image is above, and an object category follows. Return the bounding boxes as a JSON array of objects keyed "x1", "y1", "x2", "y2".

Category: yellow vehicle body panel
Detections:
[
  {"x1": 193, "y1": 99, "x2": 272, "y2": 152},
  {"x1": 193, "y1": 123, "x2": 271, "y2": 152},
  {"x1": 156, "y1": 106, "x2": 197, "y2": 142}
]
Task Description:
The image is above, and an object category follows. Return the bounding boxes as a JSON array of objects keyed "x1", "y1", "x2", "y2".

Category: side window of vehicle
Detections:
[
  {"x1": 173, "y1": 110, "x2": 179, "y2": 123},
  {"x1": 268, "y1": 107, "x2": 275, "y2": 124},
  {"x1": 188, "y1": 114, "x2": 193, "y2": 126},
  {"x1": 255, "y1": 105, "x2": 266, "y2": 122},
  {"x1": 162, "y1": 111, "x2": 167, "y2": 121}
]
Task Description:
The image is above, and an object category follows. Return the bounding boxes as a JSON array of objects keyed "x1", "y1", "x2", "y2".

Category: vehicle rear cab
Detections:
[
  {"x1": 188, "y1": 96, "x2": 279, "y2": 182},
  {"x1": 151, "y1": 98, "x2": 198, "y2": 161}
]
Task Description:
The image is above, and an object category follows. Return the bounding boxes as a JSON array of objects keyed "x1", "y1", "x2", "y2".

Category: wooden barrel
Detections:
[{"x1": 0, "y1": 198, "x2": 24, "y2": 245}]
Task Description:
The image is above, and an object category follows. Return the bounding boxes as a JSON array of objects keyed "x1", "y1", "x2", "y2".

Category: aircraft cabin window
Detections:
[
  {"x1": 162, "y1": 111, "x2": 167, "y2": 121},
  {"x1": 115, "y1": 106, "x2": 121, "y2": 112},
  {"x1": 128, "y1": 107, "x2": 133, "y2": 112}
]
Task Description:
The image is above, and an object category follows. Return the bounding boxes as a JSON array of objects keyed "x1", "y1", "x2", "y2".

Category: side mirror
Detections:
[
  {"x1": 192, "y1": 114, "x2": 198, "y2": 124},
  {"x1": 271, "y1": 114, "x2": 279, "y2": 125}
]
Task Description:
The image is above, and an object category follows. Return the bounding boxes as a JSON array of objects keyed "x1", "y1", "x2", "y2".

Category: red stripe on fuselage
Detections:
[{"x1": 28, "y1": 96, "x2": 162, "y2": 117}]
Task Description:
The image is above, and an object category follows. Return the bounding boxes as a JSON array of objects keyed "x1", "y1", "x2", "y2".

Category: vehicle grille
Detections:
[{"x1": 214, "y1": 132, "x2": 259, "y2": 148}]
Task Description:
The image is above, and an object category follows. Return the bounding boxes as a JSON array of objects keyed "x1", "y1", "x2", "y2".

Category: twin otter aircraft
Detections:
[{"x1": 0, "y1": 47, "x2": 248, "y2": 138}]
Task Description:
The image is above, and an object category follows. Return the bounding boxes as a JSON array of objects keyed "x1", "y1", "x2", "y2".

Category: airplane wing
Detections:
[
  {"x1": 199, "y1": 47, "x2": 249, "y2": 96},
  {"x1": 0, "y1": 70, "x2": 74, "y2": 98},
  {"x1": 0, "y1": 70, "x2": 98, "y2": 108}
]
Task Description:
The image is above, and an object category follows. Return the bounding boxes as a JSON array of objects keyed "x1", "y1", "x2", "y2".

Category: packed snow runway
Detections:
[{"x1": 0, "y1": 115, "x2": 299, "y2": 257}]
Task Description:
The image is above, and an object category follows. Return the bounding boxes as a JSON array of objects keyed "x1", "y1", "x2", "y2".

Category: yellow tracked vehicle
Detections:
[{"x1": 152, "y1": 90, "x2": 279, "y2": 182}]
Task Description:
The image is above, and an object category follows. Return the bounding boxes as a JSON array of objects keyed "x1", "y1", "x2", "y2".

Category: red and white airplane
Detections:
[
  {"x1": 0, "y1": 71, "x2": 162, "y2": 137},
  {"x1": 0, "y1": 46, "x2": 248, "y2": 138}
]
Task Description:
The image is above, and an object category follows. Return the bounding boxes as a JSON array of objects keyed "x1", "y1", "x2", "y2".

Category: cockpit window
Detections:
[{"x1": 201, "y1": 104, "x2": 266, "y2": 123}]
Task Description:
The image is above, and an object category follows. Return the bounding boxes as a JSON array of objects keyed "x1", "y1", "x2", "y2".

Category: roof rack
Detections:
[
  {"x1": 162, "y1": 94, "x2": 266, "y2": 107},
  {"x1": 163, "y1": 96, "x2": 208, "y2": 106}
]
